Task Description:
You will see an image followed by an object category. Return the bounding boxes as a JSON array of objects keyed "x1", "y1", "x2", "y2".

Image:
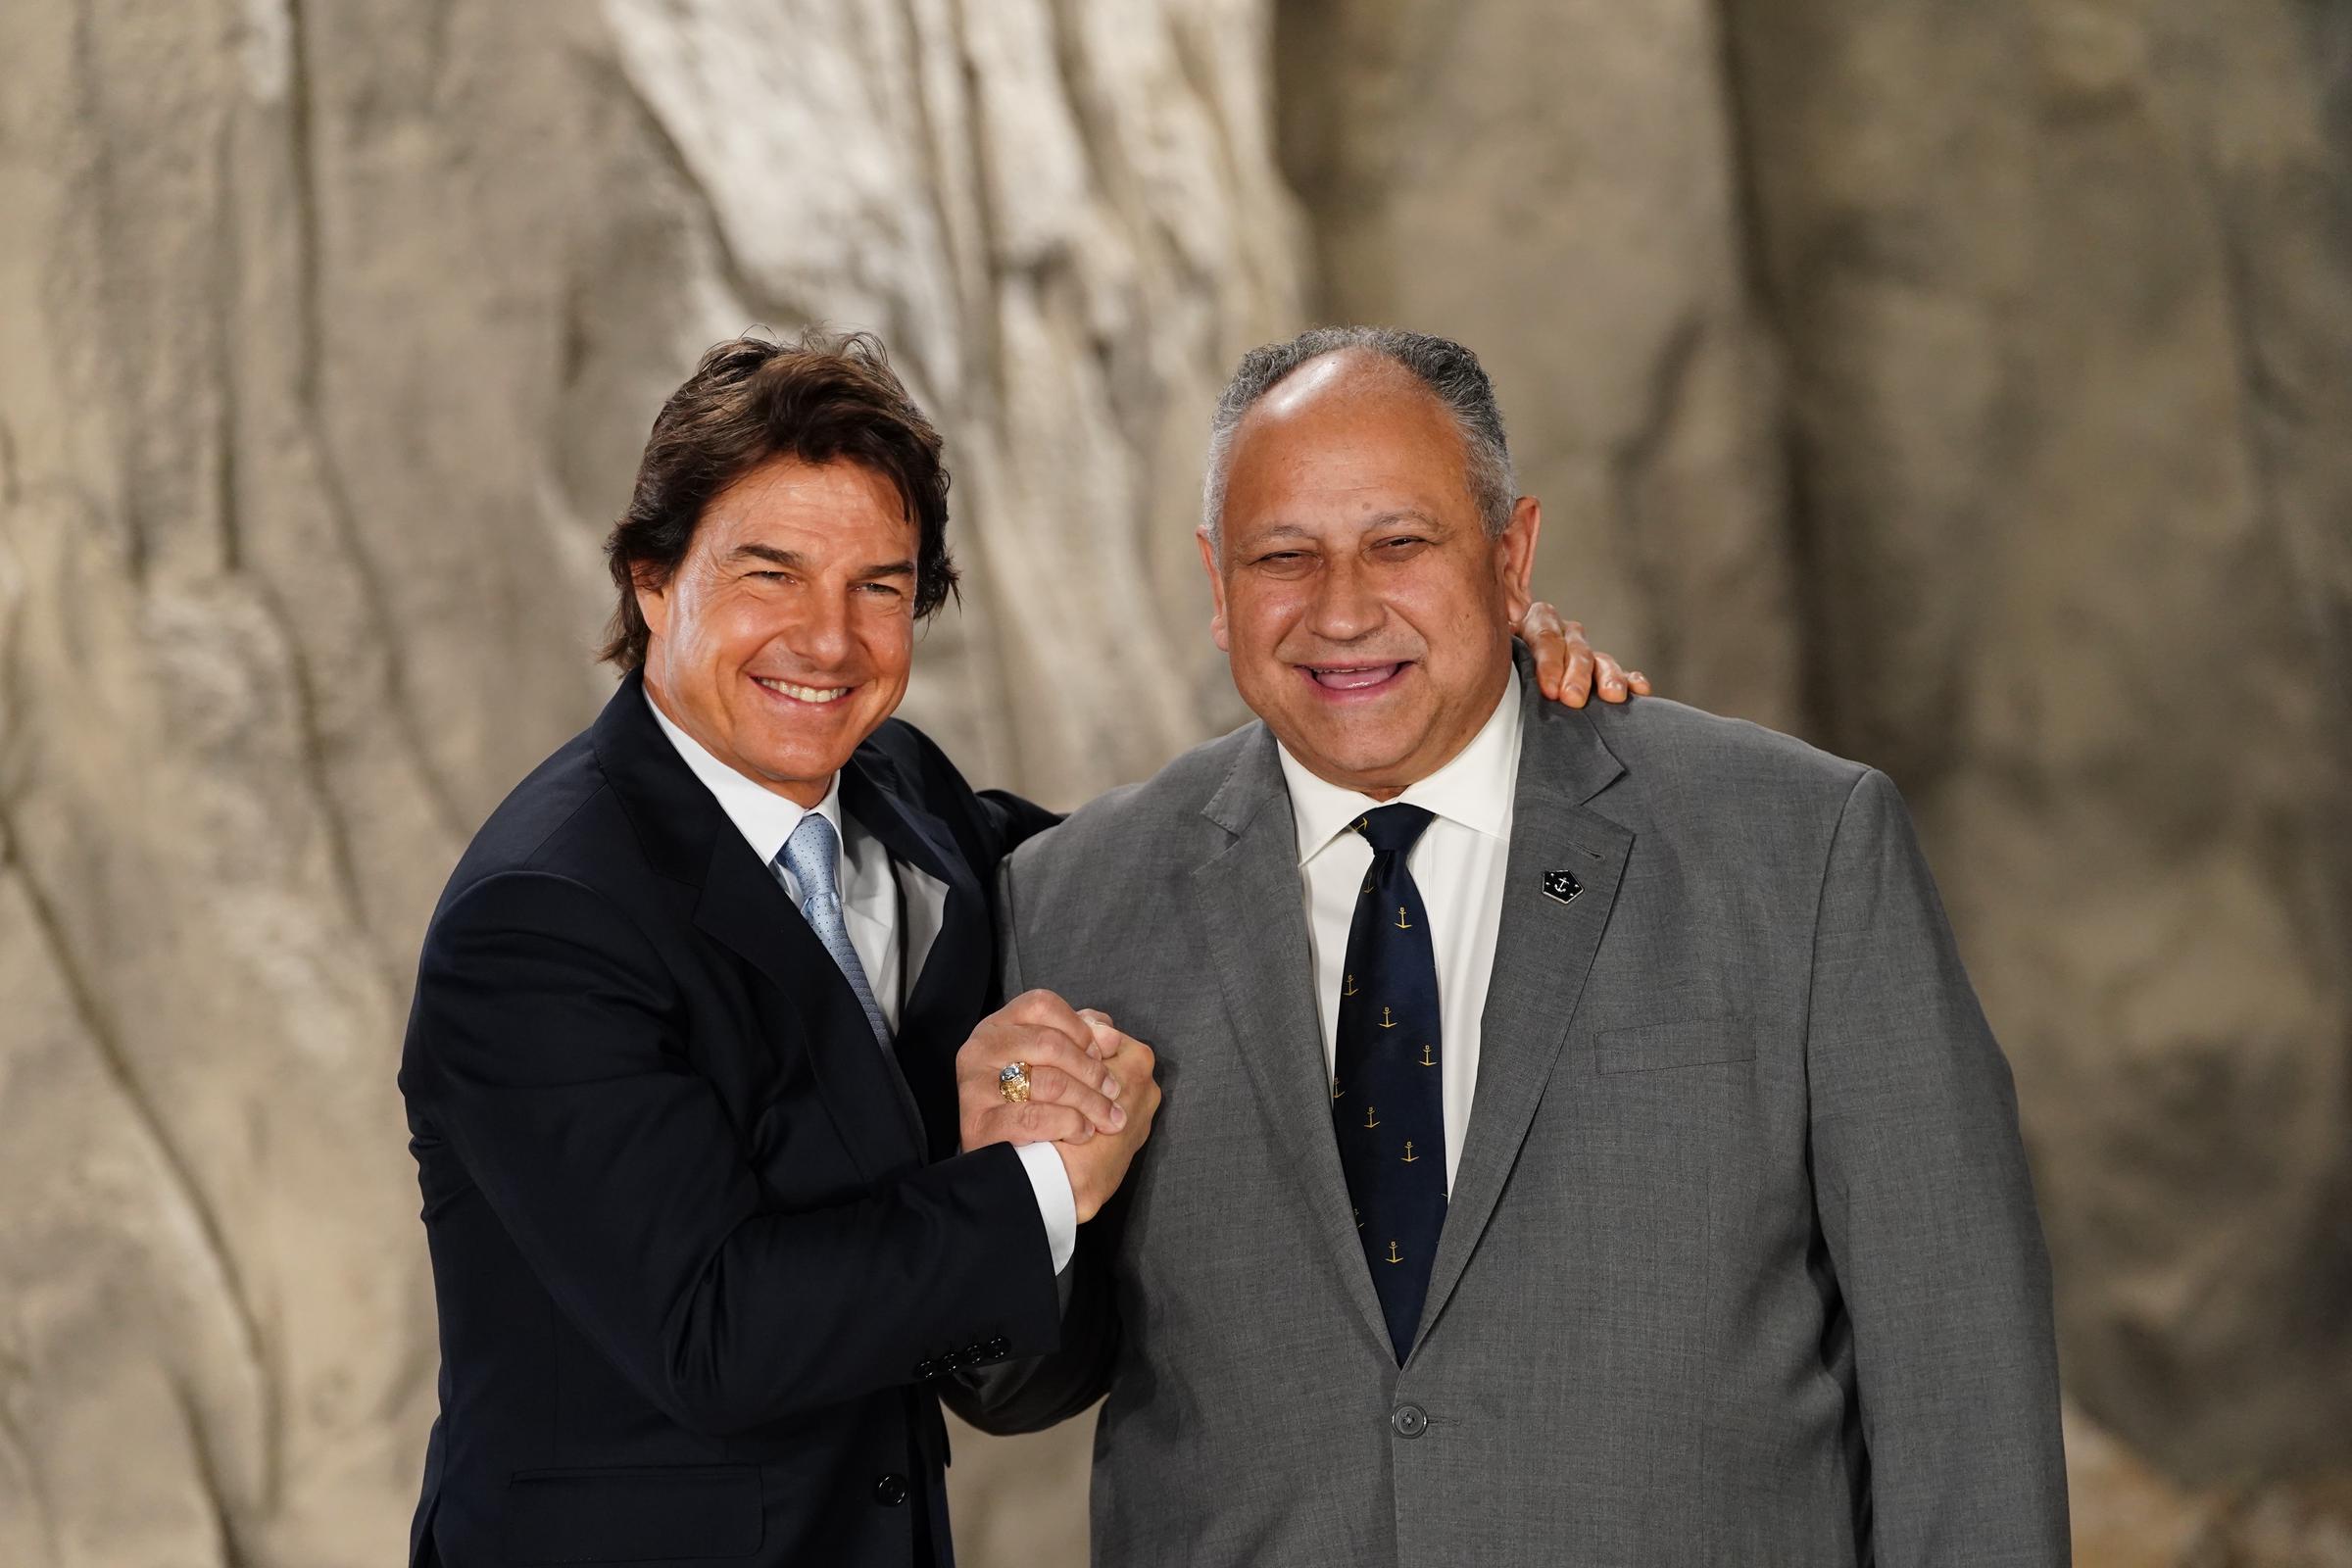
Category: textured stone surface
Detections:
[
  {"x1": 4, "y1": 0, "x2": 2349, "y2": 1562},
  {"x1": 2070, "y1": 1405, "x2": 2352, "y2": 1567}
]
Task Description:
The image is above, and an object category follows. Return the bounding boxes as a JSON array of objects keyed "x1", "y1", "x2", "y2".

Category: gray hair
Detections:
[{"x1": 1200, "y1": 324, "x2": 1516, "y2": 546}]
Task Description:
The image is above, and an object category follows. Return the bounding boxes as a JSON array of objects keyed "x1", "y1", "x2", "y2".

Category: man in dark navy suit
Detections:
[{"x1": 396, "y1": 332, "x2": 1161, "y2": 1568}]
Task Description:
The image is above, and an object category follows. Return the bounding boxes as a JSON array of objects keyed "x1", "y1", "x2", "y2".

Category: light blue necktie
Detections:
[{"x1": 777, "y1": 812, "x2": 892, "y2": 1053}]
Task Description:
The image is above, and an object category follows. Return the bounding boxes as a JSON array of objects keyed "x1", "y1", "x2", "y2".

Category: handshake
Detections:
[{"x1": 956, "y1": 990, "x2": 1163, "y2": 1222}]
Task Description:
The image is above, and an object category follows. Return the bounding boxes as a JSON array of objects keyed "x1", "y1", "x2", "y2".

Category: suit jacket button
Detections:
[
  {"x1": 1392, "y1": 1403, "x2": 1428, "y2": 1439},
  {"x1": 913, "y1": 1358, "x2": 938, "y2": 1381},
  {"x1": 986, "y1": 1335, "x2": 1010, "y2": 1356},
  {"x1": 874, "y1": 1473, "x2": 910, "y2": 1506}
]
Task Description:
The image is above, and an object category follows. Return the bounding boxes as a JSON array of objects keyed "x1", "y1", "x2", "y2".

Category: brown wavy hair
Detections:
[{"x1": 600, "y1": 329, "x2": 958, "y2": 668}]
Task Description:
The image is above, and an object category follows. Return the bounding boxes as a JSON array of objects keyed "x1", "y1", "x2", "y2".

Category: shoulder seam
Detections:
[
  {"x1": 441, "y1": 860, "x2": 667, "y2": 968},
  {"x1": 1798, "y1": 765, "x2": 1881, "y2": 1202}
]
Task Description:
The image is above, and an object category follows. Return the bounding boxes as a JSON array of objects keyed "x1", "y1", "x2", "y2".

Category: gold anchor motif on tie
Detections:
[
  {"x1": 1401, "y1": 1140, "x2": 1419, "y2": 1164},
  {"x1": 1354, "y1": 816, "x2": 1370, "y2": 833},
  {"x1": 1385, "y1": 1241, "x2": 1403, "y2": 1264},
  {"x1": 1354, "y1": 1206, "x2": 1365, "y2": 1230},
  {"x1": 1342, "y1": 973, "x2": 1359, "y2": 998},
  {"x1": 1419, "y1": 1042, "x2": 1437, "y2": 1067},
  {"x1": 1394, "y1": 906, "x2": 1412, "y2": 930},
  {"x1": 1379, "y1": 1006, "x2": 1398, "y2": 1029},
  {"x1": 1363, "y1": 1104, "x2": 1380, "y2": 1130},
  {"x1": 1330, "y1": 1074, "x2": 1344, "y2": 1102}
]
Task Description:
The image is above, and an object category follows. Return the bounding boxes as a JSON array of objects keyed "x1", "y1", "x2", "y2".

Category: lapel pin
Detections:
[{"x1": 1543, "y1": 869, "x2": 1582, "y2": 904}]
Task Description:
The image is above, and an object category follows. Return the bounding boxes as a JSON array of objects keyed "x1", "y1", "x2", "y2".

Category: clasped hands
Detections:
[{"x1": 956, "y1": 990, "x2": 1161, "y2": 1223}]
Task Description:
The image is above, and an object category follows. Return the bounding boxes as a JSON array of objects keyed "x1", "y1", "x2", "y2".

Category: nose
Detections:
[
  {"x1": 782, "y1": 586, "x2": 853, "y2": 669},
  {"x1": 1302, "y1": 554, "x2": 1384, "y2": 646}
]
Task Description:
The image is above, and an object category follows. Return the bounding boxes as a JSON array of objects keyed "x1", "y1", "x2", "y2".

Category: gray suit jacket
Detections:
[{"x1": 973, "y1": 658, "x2": 2068, "y2": 1566}]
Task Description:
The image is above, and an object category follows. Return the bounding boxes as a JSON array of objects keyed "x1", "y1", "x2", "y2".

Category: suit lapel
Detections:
[
  {"x1": 1413, "y1": 669, "x2": 1631, "y2": 1354},
  {"x1": 1190, "y1": 729, "x2": 1395, "y2": 1353},
  {"x1": 841, "y1": 750, "x2": 988, "y2": 1161},
  {"x1": 692, "y1": 834, "x2": 929, "y2": 1178},
  {"x1": 594, "y1": 672, "x2": 936, "y2": 1176}
]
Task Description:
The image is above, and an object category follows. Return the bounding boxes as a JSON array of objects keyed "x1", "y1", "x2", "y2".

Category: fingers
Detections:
[
  {"x1": 1106, "y1": 1037, "x2": 1159, "y2": 1118},
  {"x1": 1004, "y1": 989, "x2": 1099, "y2": 1056},
  {"x1": 1558, "y1": 646, "x2": 1594, "y2": 709},
  {"x1": 1592, "y1": 651, "x2": 1627, "y2": 704},
  {"x1": 1075, "y1": 1007, "x2": 1116, "y2": 1058},
  {"x1": 971, "y1": 1100, "x2": 1094, "y2": 1148},
  {"x1": 961, "y1": 1038, "x2": 1118, "y2": 1134},
  {"x1": 1538, "y1": 623, "x2": 1571, "y2": 701},
  {"x1": 1591, "y1": 652, "x2": 1648, "y2": 704},
  {"x1": 957, "y1": 992, "x2": 1126, "y2": 1139},
  {"x1": 1517, "y1": 603, "x2": 1568, "y2": 701},
  {"x1": 1021, "y1": 1061, "x2": 1126, "y2": 1134},
  {"x1": 970, "y1": 994, "x2": 1115, "y2": 1093}
]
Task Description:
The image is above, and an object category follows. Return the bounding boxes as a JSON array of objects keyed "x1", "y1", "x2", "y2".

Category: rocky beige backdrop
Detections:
[{"x1": 0, "y1": 1, "x2": 2343, "y2": 1565}]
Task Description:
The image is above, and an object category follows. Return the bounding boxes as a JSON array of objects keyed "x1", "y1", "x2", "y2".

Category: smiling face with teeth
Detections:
[
  {"x1": 634, "y1": 456, "x2": 919, "y2": 806},
  {"x1": 1200, "y1": 350, "x2": 1542, "y2": 801}
]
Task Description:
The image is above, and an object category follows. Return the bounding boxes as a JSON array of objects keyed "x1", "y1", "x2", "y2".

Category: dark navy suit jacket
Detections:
[{"x1": 398, "y1": 670, "x2": 1062, "y2": 1567}]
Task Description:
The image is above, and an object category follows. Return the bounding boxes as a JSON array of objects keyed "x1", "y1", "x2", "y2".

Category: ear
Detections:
[
  {"x1": 632, "y1": 562, "x2": 672, "y2": 645},
  {"x1": 1494, "y1": 495, "x2": 1542, "y2": 623},
  {"x1": 1197, "y1": 527, "x2": 1230, "y2": 653}
]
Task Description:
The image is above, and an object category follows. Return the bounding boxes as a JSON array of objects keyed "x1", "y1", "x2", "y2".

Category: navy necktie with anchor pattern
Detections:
[{"x1": 1330, "y1": 803, "x2": 1446, "y2": 1361}]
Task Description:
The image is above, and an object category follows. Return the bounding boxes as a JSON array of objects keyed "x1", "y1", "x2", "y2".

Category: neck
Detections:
[{"x1": 642, "y1": 666, "x2": 836, "y2": 808}]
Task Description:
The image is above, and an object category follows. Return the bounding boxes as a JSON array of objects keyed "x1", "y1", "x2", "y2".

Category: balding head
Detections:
[
  {"x1": 1195, "y1": 331, "x2": 1543, "y2": 800},
  {"x1": 1201, "y1": 325, "x2": 1516, "y2": 554}
]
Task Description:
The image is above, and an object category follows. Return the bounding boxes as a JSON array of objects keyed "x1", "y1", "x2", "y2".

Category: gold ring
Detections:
[{"x1": 998, "y1": 1061, "x2": 1032, "y2": 1104}]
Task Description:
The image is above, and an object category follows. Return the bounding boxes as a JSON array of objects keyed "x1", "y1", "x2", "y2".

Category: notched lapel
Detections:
[
  {"x1": 1189, "y1": 737, "x2": 1395, "y2": 1355},
  {"x1": 693, "y1": 835, "x2": 927, "y2": 1179},
  {"x1": 1414, "y1": 678, "x2": 1632, "y2": 1355},
  {"x1": 843, "y1": 754, "x2": 988, "y2": 1159}
]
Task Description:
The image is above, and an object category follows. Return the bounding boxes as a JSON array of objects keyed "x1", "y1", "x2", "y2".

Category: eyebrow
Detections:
[
  {"x1": 1239, "y1": 510, "x2": 1445, "y2": 545},
  {"x1": 726, "y1": 543, "x2": 917, "y2": 579}
]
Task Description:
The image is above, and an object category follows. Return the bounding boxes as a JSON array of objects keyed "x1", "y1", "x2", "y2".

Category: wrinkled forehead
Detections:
[
  {"x1": 1221, "y1": 356, "x2": 1477, "y2": 545},
  {"x1": 695, "y1": 456, "x2": 916, "y2": 551}
]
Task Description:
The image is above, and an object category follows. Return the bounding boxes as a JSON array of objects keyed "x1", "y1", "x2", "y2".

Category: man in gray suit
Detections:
[{"x1": 976, "y1": 326, "x2": 2070, "y2": 1565}]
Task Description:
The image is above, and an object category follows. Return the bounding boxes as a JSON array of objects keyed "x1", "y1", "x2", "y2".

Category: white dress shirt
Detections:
[
  {"x1": 1277, "y1": 668, "x2": 1523, "y2": 1189},
  {"x1": 646, "y1": 693, "x2": 1077, "y2": 1270}
]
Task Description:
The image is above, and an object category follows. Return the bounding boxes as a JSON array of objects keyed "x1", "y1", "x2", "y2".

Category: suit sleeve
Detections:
[
  {"x1": 406, "y1": 868, "x2": 1062, "y2": 1438},
  {"x1": 939, "y1": 852, "x2": 1124, "y2": 1435},
  {"x1": 888, "y1": 719, "x2": 1061, "y2": 878},
  {"x1": 975, "y1": 788, "x2": 1065, "y2": 860},
  {"x1": 1806, "y1": 768, "x2": 2070, "y2": 1565}
]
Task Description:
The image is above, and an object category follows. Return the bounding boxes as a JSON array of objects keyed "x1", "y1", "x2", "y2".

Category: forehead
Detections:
[
  {"x1": 695, "y1": 456, "x2": 915, "y2": 552},
  {"x1": 1221, "y1": 354, "x2": 1473, "y2": 535}
]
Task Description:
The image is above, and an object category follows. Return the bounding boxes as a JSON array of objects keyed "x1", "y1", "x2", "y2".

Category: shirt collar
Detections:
[
  {"x1": 644, "y1": 689, "x2": 845, "y2": 895},
  {"x1": 1275, "y1": 666, "x2": 1522, "y2": 865}
]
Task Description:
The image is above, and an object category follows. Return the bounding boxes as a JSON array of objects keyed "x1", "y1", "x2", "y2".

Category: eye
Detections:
[
  {"x1": 1375, "y1": 535, "x2": 1431, "y2": 558},
  {"x1": 857, "y1": 580, "x2": 906, "y2": 599}
]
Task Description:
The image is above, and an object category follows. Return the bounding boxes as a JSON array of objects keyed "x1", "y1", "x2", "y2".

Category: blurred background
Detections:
[{"x1": 1, "y1": 0, "x2": 2346, "y2": 1563}]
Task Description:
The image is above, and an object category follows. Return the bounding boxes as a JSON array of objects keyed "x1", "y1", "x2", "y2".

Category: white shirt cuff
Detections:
[{"x1": 1013, "y1": 1141, "x2": 1078, "y2": 1275}]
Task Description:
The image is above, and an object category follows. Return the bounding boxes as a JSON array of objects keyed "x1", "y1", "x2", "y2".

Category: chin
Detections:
[
  {"x1": 1287, "y1": 725, "x2": 1416, "y2": 786},
  {"x1": 740, "y1": 733, "x2": 854, "y2": 785}
]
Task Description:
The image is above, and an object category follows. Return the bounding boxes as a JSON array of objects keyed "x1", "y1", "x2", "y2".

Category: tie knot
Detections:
[
  {"x1": 1351, "y1": 803, "x2": 1434, "y2": 857},
  {"x1": 777, "y1": 811, "x2": 843, "y2": 906}
]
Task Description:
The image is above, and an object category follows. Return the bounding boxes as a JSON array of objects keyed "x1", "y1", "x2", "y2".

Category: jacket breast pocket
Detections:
[
  {"x1": 504, "y1": 1466, "x2": 761, "y2": 1563},
  {"x1": 1595, "y1": 1016, "x2": 1756, "y2": 1075}
]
